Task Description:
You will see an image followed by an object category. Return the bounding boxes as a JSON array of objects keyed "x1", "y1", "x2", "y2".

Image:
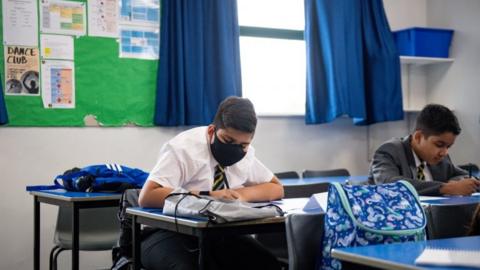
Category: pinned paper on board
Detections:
[
  {"x1": 4, "y1": 46, "x2": 40, "y2": 96},
  {"x1": 40, "y1": 0, "x2": 86, "y2": 36},
  {"x1": 41, "y1": 60, "x2": 75, "y2": 109},
  {"x1": 2, "y1": 0, "x2": 39, "y2": 46},
  {"x1": 40, "y1": 34, "x2": 74, "y2": 60},
  {"x1": 88, "y1": 0, "x2": 119, "y2": 38},
  {"x1": 119, "y1": 25, "x2": 159, "y2": 59},
  {"x1": 119, "y1": 0, "x2": 160, "y2": 26}
]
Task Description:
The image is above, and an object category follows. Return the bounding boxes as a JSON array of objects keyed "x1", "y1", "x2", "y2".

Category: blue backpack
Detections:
[
  {"x1": 27, "y1": 164, "x2": 149, "y2": 193},
  {"x1": 319, "y1": 181, "x2": 426, "y2": 270}
]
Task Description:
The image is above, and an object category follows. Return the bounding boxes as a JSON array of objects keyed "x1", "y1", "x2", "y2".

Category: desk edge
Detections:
[{"x1": 331, "y1": 248, "x2": 421, "y2": 270}]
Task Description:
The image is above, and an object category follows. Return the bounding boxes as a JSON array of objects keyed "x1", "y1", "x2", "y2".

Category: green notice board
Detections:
[{"x1": 1, "y1": 0, "x2": 158, "y2": 126}]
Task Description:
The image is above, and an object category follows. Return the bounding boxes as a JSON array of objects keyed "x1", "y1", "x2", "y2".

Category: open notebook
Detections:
[{"x1": 415, "y1": 248, "x2": 480, "y2": 268}]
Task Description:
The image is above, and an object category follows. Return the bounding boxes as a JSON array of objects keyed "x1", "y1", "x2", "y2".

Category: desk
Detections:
[
  {"x1": 29, "y1": 189, "x2": 121, "y2": 270},
  {"x1": 332, "y1": 236, "x2": 480, "y2": 270},
  {"x1": 421, "y1": 194, "x2": 480, "y2": 206},
  {"x1": 280, "y1": 175, "x2": 368, "y2": 186},
  {"x1": 127, "y1": 198, "x2": 312, "y2": 270}
]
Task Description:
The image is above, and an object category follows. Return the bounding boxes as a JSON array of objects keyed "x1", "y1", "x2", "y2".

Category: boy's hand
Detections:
[
  {"x1": 210, "y1": 189, "x2": 241, "y2": 201},
  {"x1": 440, "y1": 178, "x2": 480, "y2": 196}
]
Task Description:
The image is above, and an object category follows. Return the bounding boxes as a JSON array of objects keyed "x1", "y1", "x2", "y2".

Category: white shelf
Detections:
[
  {"x1": 400, "y1": 56, "x2": 455, "y2": 113},
  {"x1": 400, "y1": 56, "x2": 454, "y2": 66},
  {"x1": 403, "y1": 107, "x2": 422, "y2": 113}
]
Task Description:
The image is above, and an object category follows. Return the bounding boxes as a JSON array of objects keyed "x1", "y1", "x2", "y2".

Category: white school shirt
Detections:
[
  {"x1": 147, "y1": 126, "x2": 274, "y2": 190},
  {"x1": 412, "y1": 149, "x2": 433, "y2": 182}
]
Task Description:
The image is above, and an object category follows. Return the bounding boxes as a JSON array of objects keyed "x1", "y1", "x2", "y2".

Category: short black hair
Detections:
[
  {"x1": 213, "y1": 96, "x2": 257, "y2": 133},
  {"x1": 415, "y1": 104, "x2": 461, "y2": 136}
]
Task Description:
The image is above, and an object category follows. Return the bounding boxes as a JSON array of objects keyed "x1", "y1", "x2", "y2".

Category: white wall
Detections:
[
  {"x1": 425, "y1": 0, "x2": 480, "y2": 164},
  {"x1": 5, "y1": 0, "x2": 479, "y2": 269}
]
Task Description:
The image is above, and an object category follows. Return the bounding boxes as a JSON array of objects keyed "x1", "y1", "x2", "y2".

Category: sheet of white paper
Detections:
[
  {"x1": 88, "y1": 0, "x2": 118, "y2": 38},
  {"x1": 302, "y1": 192, "x2": 328, "y2": 212},
  {"x1": 40, "y1": 0, "x2": 86, "y2": 36},
  {"x1": 415, "y1": 248, "x2": 480, "y2": 268},
  {"x1": 40, "y1": 34, "x2": 74, "y2": 60},
  {"x1": 313, "y1": 192, "x2": 329, "y2": 211},
  {"x1": 419, "y1": 196, "x2": 448, "y2": 201},
  {"x1": 2, "y1": 0, "x2": 39, "y2": 46},
  {"x1": 41, "y1": 60, "x2": 75, "y2": 109}
]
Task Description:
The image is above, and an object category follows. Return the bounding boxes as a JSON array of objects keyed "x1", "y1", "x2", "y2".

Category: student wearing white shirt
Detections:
[
  {"x1": 139, "y1": 96, "x2": 283, "y2": 270},
  {"x1": 368, "y1": 104, "x2": 480, "y2": 196}
]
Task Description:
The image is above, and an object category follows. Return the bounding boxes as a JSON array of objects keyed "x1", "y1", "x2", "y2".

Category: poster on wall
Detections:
[
  {"x1": 119, "y1": 25, "x2": 159, "y2": 59},
  {"x1": 41, "y1": 60, "x2": 76, "y2": 109},
  {"x1": 4, "y1": 46, "x2": 40, "y2": 96},
  {"x1": 40, "y1": 34, "x2": 74, "y2": 60},
  {"x1": 119, "y1": 0, "x2": 160, "y2": 26},
  {"x1": 2, "y1": 0, "x2": 39, "y2": 46},
  {"x1": 40, "y1": 0, "x2": 87, "y2": 36},
  {"x1": 88, "y1": 0, "x2": 119, "y2": 38}
]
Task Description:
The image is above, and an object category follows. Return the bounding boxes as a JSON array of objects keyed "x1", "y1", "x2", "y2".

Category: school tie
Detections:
[
  {"x1": 212, "y1": 165, "x2": 227, "y2": 190},
  {"x1": 417, "y1": 163, "x2": 426, "y2": 181}
]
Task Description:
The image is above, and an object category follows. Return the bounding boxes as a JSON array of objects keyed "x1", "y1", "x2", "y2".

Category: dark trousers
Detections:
[{"x1": 141, "y1": 229, "x2": 281, "y2": 270}]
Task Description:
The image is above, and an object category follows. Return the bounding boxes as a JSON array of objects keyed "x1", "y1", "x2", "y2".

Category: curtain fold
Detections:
[
  {"x1": 0, "y1": 75, "x2": 8, "y2": 125},
  {"x1": 304, "y1": 0, "x2": 403, "y2": 125},
  {"x1": 154, "y1": 0, "x2": 242, "y2": 126}
]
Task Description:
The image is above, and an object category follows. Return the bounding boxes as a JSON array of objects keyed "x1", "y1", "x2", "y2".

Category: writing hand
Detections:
[{"x1": 440, "y1": 178, "x2": 480, "y2": 196}]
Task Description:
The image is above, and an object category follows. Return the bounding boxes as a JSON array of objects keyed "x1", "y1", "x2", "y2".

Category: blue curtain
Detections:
[
  {"x1": 0, "y1": 75, "x2": 8, "y2": 125},
  {"x1": 154, "y1": 0, "x2": 242, "y2": 126},
  {"x1": 305, "y1": 0, "x2": 403, "y2": 125}
]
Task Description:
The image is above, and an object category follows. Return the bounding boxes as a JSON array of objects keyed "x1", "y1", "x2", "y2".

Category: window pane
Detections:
[
  {"x1": 237, "y1": 0, "x2": 304, "y2": 30},
  {"x1": 240, "y1": 37, "x2": 306, "y2": 115}
]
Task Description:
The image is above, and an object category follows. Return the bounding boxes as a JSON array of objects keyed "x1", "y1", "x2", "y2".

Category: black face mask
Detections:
[{"x1": 210, "y1": 131, "x2": 247, "y2": 167}]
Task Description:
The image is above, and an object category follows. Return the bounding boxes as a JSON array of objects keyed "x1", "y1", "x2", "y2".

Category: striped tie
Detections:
[
  {"x1": 417, "y1": 163, "x2": 425, "y2": 181},
  {"x1": 212, "y1": 165, "x2": 227, "y2": 190}
]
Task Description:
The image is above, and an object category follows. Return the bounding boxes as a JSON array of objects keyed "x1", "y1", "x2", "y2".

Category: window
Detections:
[{"x1": 238, "y1": 0, "x2": 305, "y2": 116}]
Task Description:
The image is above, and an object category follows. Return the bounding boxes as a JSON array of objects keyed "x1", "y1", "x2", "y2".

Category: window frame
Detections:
[{"x1": 239, "y1": 26, "x2": 306, "y2": 116}]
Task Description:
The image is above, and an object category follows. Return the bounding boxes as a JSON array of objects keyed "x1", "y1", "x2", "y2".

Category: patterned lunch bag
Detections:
[{"x1": 319, "y1": 180, "x2": 426, "y2": 270}]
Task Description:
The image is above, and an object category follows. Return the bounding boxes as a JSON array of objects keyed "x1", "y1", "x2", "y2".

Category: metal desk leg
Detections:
[
  {"x1": 133, "y1": 215, "x2": 141, "y2": 270},
  {"x1": 34, "y1": 196, "x2": 40, "y2": 270},
  {"x1": 72, "y1": 204, "x2": 79, "y2": 270},
  {"x1": 198, "y1": 231, "x2": 206, "y2": 270}
]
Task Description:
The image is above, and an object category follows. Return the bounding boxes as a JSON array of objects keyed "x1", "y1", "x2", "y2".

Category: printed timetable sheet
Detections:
[
  {"x1": 41, "y1": 60, "x2": 75, "y2": 109},
  {"x1": 40, "y1": 0, "x2": 86, "y2": 36}
]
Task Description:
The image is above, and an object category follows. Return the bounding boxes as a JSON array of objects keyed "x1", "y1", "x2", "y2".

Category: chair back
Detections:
[
  {"x1": 302, "y1": 168, "x2": 350, "y2": 178},
  {"x1": 285, "y1": 169, "x2": 350, "y2": 198},
  {"x1": 286, "y1": 213, "x2": 324, "y2": 270},
  {"x1": 284, "y1": 183, "x2": 329, "y2": 198},
  {"x1": 425, "y1": 204, "x2": 479, "y2": 239},
  {"x1": 458, "y1": 163, "x2": 479, "y2": 176},
  {"x1": 275, "y1": 171, "x2": 300, "y2": 179},
  {"x1": 54, "y1": 206, "x2": 120, "y2": 250}
]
